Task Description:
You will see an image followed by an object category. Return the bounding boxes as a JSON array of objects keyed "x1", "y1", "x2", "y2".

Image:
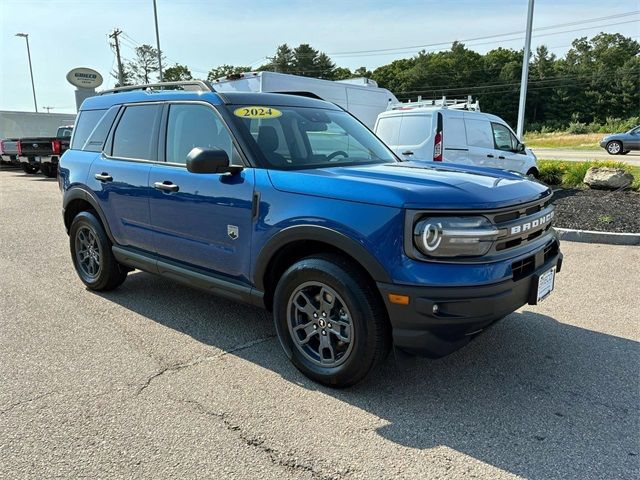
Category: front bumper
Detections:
[{"x1": 378, "y1": 250, "x2": 563, "y2": 357}]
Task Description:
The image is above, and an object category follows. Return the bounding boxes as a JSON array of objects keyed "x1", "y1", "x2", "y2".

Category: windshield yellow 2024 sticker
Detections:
[{"x1": 233, "y1": 106, "x2": 282, "y2": 119}]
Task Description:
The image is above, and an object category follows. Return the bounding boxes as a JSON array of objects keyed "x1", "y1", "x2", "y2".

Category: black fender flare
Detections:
[
  {"x1": 63, "y1": 187, "x2": 115, "y2": 242},
  {"x1": 252, "y1": 225, "x2": 392, "y2": 291}
]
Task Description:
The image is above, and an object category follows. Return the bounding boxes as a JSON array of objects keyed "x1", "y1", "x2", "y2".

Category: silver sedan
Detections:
[{"x1": 600, "y1": 126, "x2": 640, "y2": 155}]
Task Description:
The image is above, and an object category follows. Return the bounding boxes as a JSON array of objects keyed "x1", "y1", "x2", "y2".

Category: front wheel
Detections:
[
  {"x1": 273, "y1": 254, "x2": 391, "y2": 387},
  {"x1": 606, "y1": 141, "x2": 623, "y2": 155},
  {"x1": 69, "y1": 211, "x2": 128, "y2": 291},
  {"x1": 21, "y1": 163, "x2": 40, "y2": 174}
]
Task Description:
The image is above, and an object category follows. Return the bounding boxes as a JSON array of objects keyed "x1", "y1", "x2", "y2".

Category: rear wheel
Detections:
[
  {"x1": 606, "y1": 141, "x2": 623, "y2": 155},
  {"x1": 40, "y1": 163, "x2": 57, "y2": 177},
  {"x1": 21, "y1": 163, "x2": 39, "y2": 174},
  {"x1": 526, "y1": 168, "x2": 539, "y2": 180},
  {"x1": 69, "y1": 211, "x2": 128, "y2": 291},
  {"x1": 273, "y1": 254, "x2": 391, "y2": 387}
]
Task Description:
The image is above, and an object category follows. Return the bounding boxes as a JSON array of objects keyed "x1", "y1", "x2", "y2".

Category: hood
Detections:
[{"x1": 268, "y1": 162, "x2": 551, "y2": 210}]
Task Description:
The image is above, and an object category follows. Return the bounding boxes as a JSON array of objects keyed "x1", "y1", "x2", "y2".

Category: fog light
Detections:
[{"x1": 432, "y1": 304, "x2": 439, "y2": 314}]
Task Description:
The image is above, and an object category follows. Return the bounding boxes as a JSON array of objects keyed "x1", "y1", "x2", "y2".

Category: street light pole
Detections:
[
  {"x1": 152, "y1": 0, "x2": 163, "y2": 82},
  {"x1": 15, "y1": 33, "x2": 38, "y2": 112},
  {"x1": 516, "y1": 0, "x2": 535, "y2": 140}
]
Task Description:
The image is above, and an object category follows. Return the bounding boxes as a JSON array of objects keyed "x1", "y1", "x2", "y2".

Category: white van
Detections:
[
  {"x1": 212, "y1": 71, "x2": 398, "y2": 129},
  {"x1": 374, "y1": 106, "x2": 539, "y2": 177}
]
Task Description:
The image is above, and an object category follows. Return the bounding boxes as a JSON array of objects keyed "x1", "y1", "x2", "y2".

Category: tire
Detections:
[
  {"x1": 273, "y1": 254, "x2": 391, "y2": 387},
  {"x1": 606, "y1": 141, "x2": 623, "y2": 155},
  {"x1": 69, "y1": 211, "x2": 128, "y2": 291},
  {"x1": 41, "y1": 163, "x2": 57, "y2": 178},
  {"x1": 21, "y1": 163, "x2": 40, "y2": 174},
  {"x1": 526, "y1": 168, "x2": 539, "y2": 180}
]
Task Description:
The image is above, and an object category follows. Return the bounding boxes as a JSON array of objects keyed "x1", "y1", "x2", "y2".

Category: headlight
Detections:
[{"x1": 413, "y1": 216, "x2": 499, "y2": 257}]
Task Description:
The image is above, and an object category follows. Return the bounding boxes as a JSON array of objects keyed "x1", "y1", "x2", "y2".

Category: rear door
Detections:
[
  {"x1": 442, "y1": 112, "x2": 469, "y2": 165},
  {"x1": 394, "y1": 113, "x2": 434, "y2": 161},
  {"x1": 464, "y1": 115, "x2": 497, "y2": 168},
  {"x1": 87, "y1": 103, "x2": 161, "y2": 251},
  {"x1": 148, "y1": 102, "x2": 254, "y2": 282}
]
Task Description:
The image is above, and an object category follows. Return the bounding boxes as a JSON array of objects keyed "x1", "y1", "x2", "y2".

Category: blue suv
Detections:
[{"x1": 59, "y1": 81, "x2": 562, "y2": 387}]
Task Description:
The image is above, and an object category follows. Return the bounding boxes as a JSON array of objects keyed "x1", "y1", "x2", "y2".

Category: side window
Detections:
[
  {"x1": 492, "y1": 123, "x2": 518, "y2": 151},
  {"x1": 82, "y1": 106, "x2": 119, "y2": 152},
  {"x1": 465, "y1": 119, "x2": 494, "y2": 148},
  {"x1": 112, "y1": 104, "x2": 162, "y2": 160},
  {"x1": 375, "y1": 116, "x2": 401, "y2": 145},
  {"x1": 397, "y1": 115, "x2": 430, "y2": 145},
  {"x1": 70, "y1": 109, "x2": 106, "y2": 150},
  {"x1": 166, "y1": 104, "x2": 237, "y2": 165}
]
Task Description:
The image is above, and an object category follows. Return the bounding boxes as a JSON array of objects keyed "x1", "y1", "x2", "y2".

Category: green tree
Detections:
[
  {"x1": 127, "y1": 44, "x2": 165, "y2": 84},
  {"x1": 163, "y1": 64, "x2": 192, "y2": 82},
  {"x1": 207, "y1": 64, "x2": 250, "y2": 81}
]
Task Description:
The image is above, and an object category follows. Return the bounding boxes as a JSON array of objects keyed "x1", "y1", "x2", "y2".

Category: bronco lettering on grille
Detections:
[{"x1": 510, "y1": 211, "x2": 554, "y2": 235}]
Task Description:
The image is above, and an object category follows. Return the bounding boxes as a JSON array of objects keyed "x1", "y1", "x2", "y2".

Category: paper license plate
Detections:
[{"x1": 536, "y1": 267, "x2": 556, "y2": 303}]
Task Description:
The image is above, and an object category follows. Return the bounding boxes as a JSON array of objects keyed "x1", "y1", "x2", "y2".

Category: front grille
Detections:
[
  {"x1": 489, "y1": 196, "x2": 555, "y2": 254},
  {"x1": 512, "y1": 255, "x2": 536, "y2": 281},
  {"x1": 544, "y1": 240, "x2": 559, "y2": 262}
]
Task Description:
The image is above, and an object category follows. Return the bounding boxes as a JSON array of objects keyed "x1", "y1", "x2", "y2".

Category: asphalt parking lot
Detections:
[{"x1": 1, "y1": 167, "x2": 638, "y2": 480}]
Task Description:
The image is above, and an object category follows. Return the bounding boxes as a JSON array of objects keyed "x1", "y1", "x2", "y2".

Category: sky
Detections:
[{"x1": 1, "y1": 0, "x2": 638, "y2": 113}]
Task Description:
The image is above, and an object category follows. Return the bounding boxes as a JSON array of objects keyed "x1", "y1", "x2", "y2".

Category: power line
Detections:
[{"x1": 326, "y1": 11, "x2": 639, "y2": 57}]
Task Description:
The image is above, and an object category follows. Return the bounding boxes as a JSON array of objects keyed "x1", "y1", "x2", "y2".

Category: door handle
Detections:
[
  {"x1": 486, "y1": 154, "x2": 494, "y2": 158},
  {"x1": 498, "y1": 155, "x2": 505, "y2": 160},
  {"x1": 154, "y1": 181, "x2": 179, "y2": 193},
  {"x1": 94, "y1": 172, "x2": 113, "y2": 182},
  {"x1": 402, "y1": 150, "x2": 414, "y2": 156}
]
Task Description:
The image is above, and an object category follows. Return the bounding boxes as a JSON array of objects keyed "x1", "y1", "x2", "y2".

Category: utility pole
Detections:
[
  {"x1": 109, "y1": 29, "x2": 125, "y2": 86},
  {"x1": 516, "y1": 0, "x2": 535, "y2": 140},
  {"x1": 15, "y1": 33, "x2": 38, "y2": 112},
  {"x1": 152, "y1": 0, "x2": 163, "y2": 82}
]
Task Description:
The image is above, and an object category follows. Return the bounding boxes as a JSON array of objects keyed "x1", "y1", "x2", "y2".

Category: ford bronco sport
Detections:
[{"x1": 59, "y1": 81, "x2": 562, "y2": 387}]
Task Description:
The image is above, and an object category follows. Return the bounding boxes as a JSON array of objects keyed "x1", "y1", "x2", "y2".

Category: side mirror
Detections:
[
  {"x1": 517, "y1": 142, "x2": 526, "y2": 153},
  {"x1": 186, "y1": 147, "x2": 242, "y2": 174}
]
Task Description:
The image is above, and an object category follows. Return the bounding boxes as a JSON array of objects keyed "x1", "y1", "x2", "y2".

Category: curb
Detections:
[{"x1": 555, "y1": 227, "x2": 640, "y2": 246}]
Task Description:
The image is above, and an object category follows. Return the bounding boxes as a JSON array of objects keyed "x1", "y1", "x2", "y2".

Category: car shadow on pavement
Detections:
[{"x1": 98, "y1": 271, "x2": 639, "y2": 480}]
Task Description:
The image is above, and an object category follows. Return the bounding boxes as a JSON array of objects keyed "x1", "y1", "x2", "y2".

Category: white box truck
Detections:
[{"x1": 212, "y1": 72, "x2": 398, "y2": 129}]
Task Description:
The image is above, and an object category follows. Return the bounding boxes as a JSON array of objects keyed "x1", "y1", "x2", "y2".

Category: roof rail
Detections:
[{"x1": 99, "y1": 80, "x2": 216, "y2": 95}]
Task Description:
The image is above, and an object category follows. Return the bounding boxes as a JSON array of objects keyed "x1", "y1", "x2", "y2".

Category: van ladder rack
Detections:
[
  {"x1": 390, "y1": 95, "x2": 480, "y2": 112},
  {"x1": 99, "y1": 80, "x2": 216, "y2": 95}
]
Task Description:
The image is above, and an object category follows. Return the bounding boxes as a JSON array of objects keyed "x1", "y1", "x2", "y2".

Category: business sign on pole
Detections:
[{"x1": 66, "y1": 67, "x2": 103, "y2": 89}]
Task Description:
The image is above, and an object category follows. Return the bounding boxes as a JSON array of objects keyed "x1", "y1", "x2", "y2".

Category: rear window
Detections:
[
  {"x1": 70, "y1": 109, "x2": 106, "y2": 150},
  {"x1": 397, "y1": 115, "x2": 431, "y2": 145},
  {"x1": 82, "y1": 106, "x2": 119, "y2": 153},
  {"x1": 375, "y1": 116, "x2": 401, "y2": 145},
  {"x1": 112, "y1": 104, "x2": 162, "y2": 160}
]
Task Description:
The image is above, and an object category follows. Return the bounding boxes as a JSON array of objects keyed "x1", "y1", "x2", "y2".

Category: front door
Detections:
[
  {"x1": 491, "y1": 122, "x2": 527, "y2": 174},
  {"x1": 148, "y1": 103, "x2": 254, "y2": 282}
]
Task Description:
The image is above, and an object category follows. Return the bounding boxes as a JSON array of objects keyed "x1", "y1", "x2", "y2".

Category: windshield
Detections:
[{"x1": 229, "y1": 105, "x2": 398, "y2": 169}]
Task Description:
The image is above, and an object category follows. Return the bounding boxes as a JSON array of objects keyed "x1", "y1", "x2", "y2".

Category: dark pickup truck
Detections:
[
  {"x1": 0, "y1": 139, "x2": 21, "y2": 165},
  {"x1": 17, "y1": 125, "x2": 73, "y2": 177}
]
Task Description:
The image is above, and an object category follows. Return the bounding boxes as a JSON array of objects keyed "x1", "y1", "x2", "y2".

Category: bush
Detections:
[
  {"x1": 538, "y1": 160, "x2": 636, "y2": 188},
  {"x1": 566, "y1": 121, "x2": 589, "y2": 134},
  {"x1": 538, "y1": 160, "x2": 568, "y2": 185}
]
